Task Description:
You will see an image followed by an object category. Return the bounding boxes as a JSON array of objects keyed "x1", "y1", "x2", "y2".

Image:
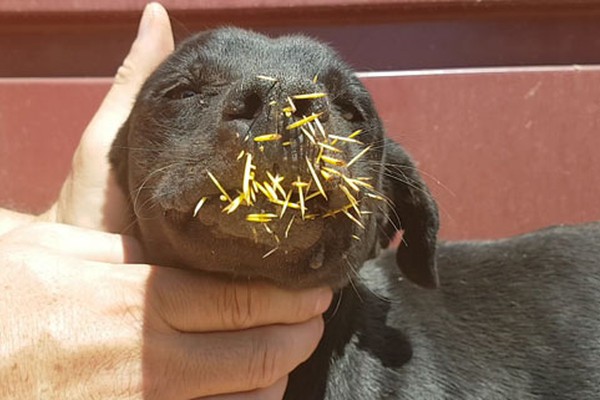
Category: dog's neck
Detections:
[{"x1": 285, "y1": 280, "x2": 413, "y2": 399}]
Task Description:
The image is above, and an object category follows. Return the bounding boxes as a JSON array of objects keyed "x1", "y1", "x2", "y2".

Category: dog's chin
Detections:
[{"x1": 136, "y1": 203, "x2": 355, "y2": 289}]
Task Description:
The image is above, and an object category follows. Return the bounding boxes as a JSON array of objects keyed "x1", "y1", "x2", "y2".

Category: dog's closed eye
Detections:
[{"x1": 170, "y1": 88, "x2": 199, "y2": 100}]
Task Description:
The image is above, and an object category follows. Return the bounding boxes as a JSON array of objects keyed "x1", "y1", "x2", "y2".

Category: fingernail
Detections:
[{"x1": 136, "y1": 3, "x2": 157, "y2": 39}]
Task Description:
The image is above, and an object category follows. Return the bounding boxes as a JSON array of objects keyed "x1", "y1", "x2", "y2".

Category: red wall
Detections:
[{"x1": 1, "y1": 1, "x2": 599, "y2": 240}]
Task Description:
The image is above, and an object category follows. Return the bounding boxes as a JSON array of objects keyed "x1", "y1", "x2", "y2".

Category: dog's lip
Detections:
[
  {"x1": 163, "y1": 196, "x2": 327, "y2": 251},
  {"x1": 159, "y1": 204, "x2": 350, "y2": 289}
]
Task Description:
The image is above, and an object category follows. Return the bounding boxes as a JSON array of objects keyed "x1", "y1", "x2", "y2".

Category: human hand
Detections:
[
  {"x1": 0, "y1": 221, "x2": 331, "y2": 399},
  {"x1": 1, "y1": 5, "x2": 332, "y2": 399},
  {"x1": 44, "y1": 2, "x2": 174, "y2": 232}
]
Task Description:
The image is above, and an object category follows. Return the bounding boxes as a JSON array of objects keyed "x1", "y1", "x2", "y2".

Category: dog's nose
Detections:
[
  {"x1": 222, "y1": 86, "x2": 263, "y2": 121},
  {"x1": 222, "y1": 77, "x2": 329, "y2": 125},
  {"x1": 221, "y1": 76, "x2": 335, "y2": 195}
]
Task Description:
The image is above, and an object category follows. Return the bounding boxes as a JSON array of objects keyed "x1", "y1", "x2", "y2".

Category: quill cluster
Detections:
[{"x1": 193, "y1": 75, "x2": 385, "y2": 257}]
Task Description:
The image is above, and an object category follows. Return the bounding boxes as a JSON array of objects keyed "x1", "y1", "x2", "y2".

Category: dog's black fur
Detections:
[
  {"x1": 288, "y1": 223, "x2": 600, "y2": 399},
  {"x1": 110, "y1": 28, "x2": 600, "y2": 399}
]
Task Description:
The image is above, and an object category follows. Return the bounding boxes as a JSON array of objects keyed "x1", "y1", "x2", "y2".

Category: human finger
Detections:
[
  {"x1": 146, "y1": 268, "x2": 332, "y2": 332},
  {"x1": 51, "y1": 3, "x2": 174, "y2": 232},
  {"x1": 145, "y1": 317, "x2": 323, "y2": 398},
  {"x1": 81, "y1": 2, "x2": 174, "y2": 155},
  {"x1": 0, "y1": 222, "x2": 144, "y2": 264}
]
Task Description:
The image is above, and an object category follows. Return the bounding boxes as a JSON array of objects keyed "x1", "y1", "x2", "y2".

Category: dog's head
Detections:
[{"x1": 110, "y1": 28, "x2": 439, "y2": 289}]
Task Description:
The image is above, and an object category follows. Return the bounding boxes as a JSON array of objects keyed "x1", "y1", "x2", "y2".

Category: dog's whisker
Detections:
[
  {"x1": 134, "y1": 195, "x2": 164, "y2": 222},
  {"x1": 378, "y1": 170, "x2": 433, "y2": 199},
  {"x1": 119, "y1": 215, "x2": 140, "y2": 236},
  {"x1": 132, "y1": 164, "x2": 176, "y2": 219},
  {"x1": 344, "y1": 260, "x2": 364, "y2": 304},
  {"x1": 324, "y1": 289, "x2": 344, "y2": 324}
]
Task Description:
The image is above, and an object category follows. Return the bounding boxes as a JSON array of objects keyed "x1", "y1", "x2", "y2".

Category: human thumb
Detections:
[{"x1": 47, "y1": 3, "x2": 174, "y2": 232}]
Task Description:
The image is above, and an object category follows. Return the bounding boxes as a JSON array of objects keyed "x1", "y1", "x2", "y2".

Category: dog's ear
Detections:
[
  {"x1": 379, "y1": 137, "x2": 440, "y2": 288},
  {"x1": 108, "y1": 117, "x2": 131, "y2": 197}
]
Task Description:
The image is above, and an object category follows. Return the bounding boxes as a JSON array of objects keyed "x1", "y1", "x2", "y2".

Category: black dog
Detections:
[{"x1": 110, "y1": 28, "x2": 600, "y2": 399}]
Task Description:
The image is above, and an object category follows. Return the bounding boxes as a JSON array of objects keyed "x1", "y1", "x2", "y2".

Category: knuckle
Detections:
[
  {"x1": 145, "y1": 278, "x2": 180, "y2": 332},
  {"x1": 114, "y1": 59, "x2": 136, "y2": 85},
  {"x1": 248, "y1": 334, "x2": 283, "y2": 389},
  {"x1": 220, "y1": 283, "x2": 258, "y2": 329}
]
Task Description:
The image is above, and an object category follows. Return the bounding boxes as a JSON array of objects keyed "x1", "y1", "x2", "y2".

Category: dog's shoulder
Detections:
[
  {"x1": 437, "y1": 221, "x2": 600, "y2": 282},
  {"x1": 363, "y1": 221, "x2": 600, "y2": 300},
  {"x1": 352, "y1": 222, "x2": 600, "y2": 399}
]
